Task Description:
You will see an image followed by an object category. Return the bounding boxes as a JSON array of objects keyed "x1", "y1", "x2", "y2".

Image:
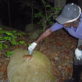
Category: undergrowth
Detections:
[{"x1": 0, "y1": 27, "x2": 27, "y2": 57}]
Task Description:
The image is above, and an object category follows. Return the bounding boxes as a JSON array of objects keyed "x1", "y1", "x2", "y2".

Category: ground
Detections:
[{"x1": 0, "y1": 28, "x2": 80, "y2": 82}]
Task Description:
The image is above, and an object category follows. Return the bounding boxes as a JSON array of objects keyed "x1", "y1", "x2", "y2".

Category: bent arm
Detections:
[
  {"x1": 35, "y1": 23, "x2": 63, "y2": 43},
  {"x1": 35, "y1": 29, "x2": 52, "y2": 43},
  {"x1": 28, "y1": 23, "x2": 63, "y2": 55}
]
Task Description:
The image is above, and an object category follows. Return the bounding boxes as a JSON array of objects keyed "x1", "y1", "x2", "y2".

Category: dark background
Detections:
[{"x1": 0, "y1": 0, "x2": 81, "y2": 30}]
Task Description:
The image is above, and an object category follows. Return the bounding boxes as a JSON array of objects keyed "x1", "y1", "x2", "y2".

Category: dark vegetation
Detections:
[{"x1": 0, "y1": 0, "x2": 82, "y2": 82}]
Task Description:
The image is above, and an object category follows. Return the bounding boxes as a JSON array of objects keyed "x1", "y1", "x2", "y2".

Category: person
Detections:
[{"x1": 28, "y1": 3, "x2": 82, "y2": 82}]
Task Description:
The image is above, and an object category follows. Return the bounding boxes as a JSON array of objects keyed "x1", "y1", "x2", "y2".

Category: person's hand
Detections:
[
  {"x1": 75, "y1": 48, "x2": 82, "y2": 60},
  {"x1": 28, "y1": 42, "x2": 37, "y2": 55}
]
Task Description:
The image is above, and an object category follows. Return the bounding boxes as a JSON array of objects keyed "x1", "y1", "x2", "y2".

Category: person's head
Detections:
[
  {"x1": 63, "y1": 19, "x2": 80, "y2": 27},
  {"x1": 56, "y1": 3, "x2": 81, "y2": 27}
]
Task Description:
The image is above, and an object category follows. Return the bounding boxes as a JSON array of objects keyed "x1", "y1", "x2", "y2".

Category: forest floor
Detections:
[{"x1": 0, "y1": 28, "x2": 81, "y2": 82}]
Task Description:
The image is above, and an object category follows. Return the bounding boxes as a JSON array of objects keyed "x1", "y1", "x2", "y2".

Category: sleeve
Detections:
[{"x1": 49, "y1": 22, "x2": 63, "y2": 32}]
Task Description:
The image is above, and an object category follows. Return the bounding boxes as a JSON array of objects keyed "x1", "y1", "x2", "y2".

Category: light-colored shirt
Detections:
[{"x1": 49, "y1": 13, "x2": 82, "y2": 39}]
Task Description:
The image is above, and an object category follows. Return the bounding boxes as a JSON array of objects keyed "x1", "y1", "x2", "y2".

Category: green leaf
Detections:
[
  {"x1": 3, "y1": 44, "x2": 8, "y2": 49},
  {"x1": 5, "y1": 32, "x2": 13, "y2": 36},
  {"x1": 0, "y1": 43, "x2": 3, "y2": 50},
  {"x1": 3, "y1": 36, "x2": 12, "y2": 41},
  {"x1": 0, "y1": 30, "x2": 6, "y2": 34},
  {"x1": 11, "y1": 39, "x2": 18, "y2": 45},
  {"x1": 18, "y1": 41, "x2": 26, "y2": 45},
  {"x1": 12, "y1": 30, "x2": 17, "y2": 33},
  {"x1": 5, "y1": 51, "x2": 13, "y2": 57}
]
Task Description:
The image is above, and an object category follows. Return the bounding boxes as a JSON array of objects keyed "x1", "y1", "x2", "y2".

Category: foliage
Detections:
[
  {"x1": 30, "y1": 1, "x2": 61, "y2": 40},
  {"x1": 33, "y1": 0, "x2": 61, "y2": 31},
  {"x1": 0, "y1": 27, "x2": 27, "y2": 57},
  {"x1": 5, "y1": 51, "x2": 14, "y2": 57}
]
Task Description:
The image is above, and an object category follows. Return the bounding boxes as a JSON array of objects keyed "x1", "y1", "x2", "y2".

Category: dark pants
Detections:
[
  {"x1": 73, "y1": 39, "x2": 82, "y2": 82},
  {"x1": 72, "y1": 65, "x2": 82, "y2": 82}
]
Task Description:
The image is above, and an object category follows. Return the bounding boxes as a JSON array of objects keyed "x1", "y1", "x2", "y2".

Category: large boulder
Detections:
[{"x1": 7, "y1": 49, "x2": 55, "y2": 82}]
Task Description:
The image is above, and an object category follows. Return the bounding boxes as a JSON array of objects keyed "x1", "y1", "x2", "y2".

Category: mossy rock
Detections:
[{"x1": 7, "y1": 49, "x2": 55, "y2": 82}]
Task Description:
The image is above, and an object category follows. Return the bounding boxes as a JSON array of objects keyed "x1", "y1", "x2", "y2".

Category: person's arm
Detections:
[
  {"x1": 28, "y1": 22, "x2": 63, "y2": 55},
  {"x1": 28, "y1": 29, "x2": 52, "y2": 55},
  {"x1": 35, "y1": 22, "x2": 63, "y2": 43},
  {"x1": 35, "y1": 29, "x2": 52, "y2": 43}
]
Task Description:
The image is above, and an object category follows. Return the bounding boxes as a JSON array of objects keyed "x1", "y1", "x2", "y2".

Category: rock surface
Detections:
[{"x1": 7, "y1": 49, "x2": 55, "y2": 82}]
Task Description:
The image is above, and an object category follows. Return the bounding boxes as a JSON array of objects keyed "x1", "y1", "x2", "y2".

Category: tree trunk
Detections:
[
  {"x1": 54, "y1": 0, "x2": 66, "y2": 8},
  {"x1": 78, "y1": 0, "x2": 82, "y2": 9},
  {"x1": 52, "y1": 0, "x2": 66, "y2": 19}
]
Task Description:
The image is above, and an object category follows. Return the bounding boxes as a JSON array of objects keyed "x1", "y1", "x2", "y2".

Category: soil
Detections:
[{"x1": 0, "y1": 29, "x2": 80, "y2": 82}]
